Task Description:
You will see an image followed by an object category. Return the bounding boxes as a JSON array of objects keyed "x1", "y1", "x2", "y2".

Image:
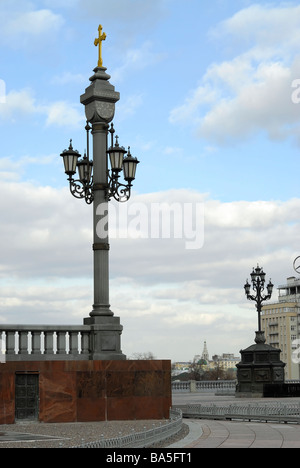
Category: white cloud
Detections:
[
  {"x1": 0, "y1": 87, "x2": 83, "y2": 128},
  {"x1": 116, "y1": 93, "x2": 144, "y2": 121},
  {"x1": 163, "y1": 146, "x2": 183, "y2": 156},
  {"x1": 169, "y1": 4, "x2": 300, "y2": 146},
  {"x1": 214, "y1": 4, "x2": 300, "y2": 56},
  {"x1": 9, "y1": 9, "x2": 64, "y2": 36},
  {"x1": 0, "y1": 1, "x2": 64, "y2": 49},
  {"x1": 51, "y1": 72, "x2": 86, "y2": 86},
  {"x1": 0, "y1": 178, "x2": 299, "y2": 359},
  {"x1": 112, "y1": 41, "x2": 165, "y2": 82},
  {"x1": 0, "y1": 89, "x2": 40, "y2": 120},
  {"x1": 77, "y1": 0, "x2": 166, "y2": 27},
  {"x1": 0, "y1": 178, "x2": 92, "y2": 280},
  {"x1": 42, "y1": 0, "x2": 78, "y2": 9},
  {"x1": 0, "y1": 153, "x2": 58, "y2": 183},
  {"x1": 196, "y1": 60, "x2": 300, "y2": 144},
  {"x1": 45, "y1": 101, "x2": 84, "y2": 128}
]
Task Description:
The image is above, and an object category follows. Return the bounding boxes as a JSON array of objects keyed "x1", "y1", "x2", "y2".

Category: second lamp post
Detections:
[{"x1": 244, "y1": 265, "x2": 274, "y2": 332}]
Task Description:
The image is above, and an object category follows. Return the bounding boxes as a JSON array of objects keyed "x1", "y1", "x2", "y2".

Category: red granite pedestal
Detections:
[{"x1": 0, "y1": 360, "x2": 171, "y2": 424}]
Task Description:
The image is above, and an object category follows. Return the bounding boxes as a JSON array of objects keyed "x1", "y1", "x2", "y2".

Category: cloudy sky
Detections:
[{"x1": 1, "y1": 0, "x2": 300, "y2": 362}]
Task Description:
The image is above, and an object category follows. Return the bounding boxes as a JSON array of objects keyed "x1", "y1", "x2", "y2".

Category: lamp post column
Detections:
[
  {"x1": 80, "y1": 66, "x2": 125, "y2": 359},
  {"x1": 91, "y1": 122, "x2": 112, "y2": 317}
]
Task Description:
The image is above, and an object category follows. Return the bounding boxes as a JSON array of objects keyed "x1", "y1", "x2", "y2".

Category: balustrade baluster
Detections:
[
  {"x1": 57, "y1": 331, "x2": 67, "y2": 355},
  {"x1": 81, "y1": 332, "x2": 90, "y2": 355},
  {"x1": 31, "y1": 331, "x2": 42, "y2": 355},
  {"x1": 70, "y1": 331, "x2": 79, "y2": 355},
  {"x1": 6, "y1": 331, "x2": 15, "y2": 355},
  {"x1": 18, "y1": 331, "x2": 29, "y2": 355},
  {"x1": 44, "y1": 331, "x2": 54, "y2": 354}
]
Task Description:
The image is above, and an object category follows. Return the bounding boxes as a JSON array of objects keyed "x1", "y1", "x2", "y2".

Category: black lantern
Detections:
[
  {"x1": 77, "y1": 154, "x2": 93, "y2": 183},
  {"x1": 107, "y1": 136, "x2": 127, "y2": 173},
  {"x1": 60, "y1": 133, "x2": 94, "y2": 205},
  {"x1": 105, "y1": 130, "x2": 139, "y2": 202},
  {"x1": 267, "y1": 280, "x2": 274, "y2": 296},
  {"x1": 244, "y1": 280, "x2": 251, "y2": 296},
  {"x1": 123, "y1": 147, "x2": 140, "y2": 182},
  {"x1": 60, "y1": 140, "x2": 80, "y2": 177},
  {"x1": 260, "y1": 269, "x2": 266, "y2": 283}
]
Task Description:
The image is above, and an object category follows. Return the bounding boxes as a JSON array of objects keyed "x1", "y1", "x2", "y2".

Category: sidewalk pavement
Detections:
[{"x1": 169, "y1": 392, "x2": 300, "y2": 448}]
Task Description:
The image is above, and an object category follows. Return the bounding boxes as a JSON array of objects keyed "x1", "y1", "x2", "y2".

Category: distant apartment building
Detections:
[
  {"x1": 214, "y1": 353, "x2": 240, "y2": 372},
  {"x1": 261, "y1": 276, "x2": 300, "y2": 380}
]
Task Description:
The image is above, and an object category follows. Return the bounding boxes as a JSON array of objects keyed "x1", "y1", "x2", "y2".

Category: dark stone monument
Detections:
[
  {"x1": 236, "y1": 265, "x2": 286, "y2": 397},
  {"x1": 236, "y1": 331, "x2": 285, "y2": 398}
]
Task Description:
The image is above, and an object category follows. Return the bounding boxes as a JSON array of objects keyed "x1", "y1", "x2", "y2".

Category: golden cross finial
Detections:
[{"x1": 94, "y1": 24, "x2": 106, "y2": 68}]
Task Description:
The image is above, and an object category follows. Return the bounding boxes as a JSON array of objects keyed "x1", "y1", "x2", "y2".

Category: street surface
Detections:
[{"x1": 170, "y1": 393, "x2": 300, "y2": 448}]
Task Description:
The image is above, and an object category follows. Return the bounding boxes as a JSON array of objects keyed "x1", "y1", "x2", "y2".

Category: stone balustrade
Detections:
[
  {"x1": 0, "y1": 325, "x2": 91, "y2": 361},
  {"x1": 183, "y1": 402, "x2": 300, "y2": 424},
  {"x1": 172, "y1": 379, "x2": 237, "y2": 393}
]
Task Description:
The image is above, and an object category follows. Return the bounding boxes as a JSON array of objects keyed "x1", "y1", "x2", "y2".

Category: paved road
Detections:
[
  {"x1": 169, "y1": 393, "x2": 300, "y2": 448},
  {"x1": 169, "y1": 418, "x2": 300, "y2": 448}
]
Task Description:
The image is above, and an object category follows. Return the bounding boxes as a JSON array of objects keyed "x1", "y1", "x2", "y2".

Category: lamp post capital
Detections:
[{"x1": 80, "y1": 66, "x2": 120, "y2": 124}]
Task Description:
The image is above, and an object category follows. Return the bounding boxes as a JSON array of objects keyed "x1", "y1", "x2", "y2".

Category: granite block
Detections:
[{"x1": 0, "y1": 360, "x2": 171, "y2": 423}]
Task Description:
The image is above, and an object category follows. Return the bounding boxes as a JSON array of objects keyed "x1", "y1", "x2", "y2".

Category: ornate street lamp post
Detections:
[
  {"x1": 59, "y1": 25, "x2": 139, "y2": 359},
  {"x1": 236, "y1": 265, "x2": 285, "y2": 397},
  {"x1": 244, "y1": 264, "x2": 273, "y2": 333}
]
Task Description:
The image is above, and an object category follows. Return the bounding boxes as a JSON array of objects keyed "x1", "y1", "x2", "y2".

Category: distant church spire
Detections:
[{"x1": 201, "y1": 341, "x2": 209, "y2": 362}]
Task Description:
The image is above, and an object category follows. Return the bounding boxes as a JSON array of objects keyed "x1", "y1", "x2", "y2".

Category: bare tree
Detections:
[
  {"x1": 209, "y1": 357, "x2": 226, "y2": 380},
  {"x1": 130, "y1": 351, "x2": 156, "y2": 360},
  {"x1": 188, "y1": 358, "x2": 205, "y2": 381}
]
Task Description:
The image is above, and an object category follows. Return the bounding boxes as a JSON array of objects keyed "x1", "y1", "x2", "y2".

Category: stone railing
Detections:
[
  {"x1": 183, "y1": 403, "x2": 300, "y2": 424},
  {"x1": 0, "y1": 317, "x2": 125, "y2": 361},
  {"x1": 172, "y1": 380, "x2": 237, "y2": 393},
  {"x1": 0, "y1": 324, "x2": 91, "y2": 361},
  {"x1": 73, "y1": 409, "x2": 183, "y2": 448},
  {"x1": 171, "y1": 381, "x2": 191, "y2": 393}
]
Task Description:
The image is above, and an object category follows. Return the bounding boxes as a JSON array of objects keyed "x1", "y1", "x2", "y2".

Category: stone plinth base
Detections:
[
  {"x1": 0, "y1": 360, "x2": 171, "y2": 424},
  {"x1": 236, "y1": 331, "x2": 285, "y2": 398}
]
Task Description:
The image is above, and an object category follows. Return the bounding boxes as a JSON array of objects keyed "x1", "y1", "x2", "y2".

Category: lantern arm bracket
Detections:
[
  {"x1": 260, "y1": 292, "x2": 272, "y2": 302},
  {"x1": 246, "y1": 293, "x2": 256, "y2": 302},
  {"x1": 246, "y1": 289, "x2": 271, "y2": 303},
  {"x1": 245, "y1": 286, "x2": 272, "y2": 310},
  {"x1": 68, "y1": 176, "x2": 94, "y2": 205},
  {"x1": 105, "y1": 170, "x2": 132, "y2": 203}
]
